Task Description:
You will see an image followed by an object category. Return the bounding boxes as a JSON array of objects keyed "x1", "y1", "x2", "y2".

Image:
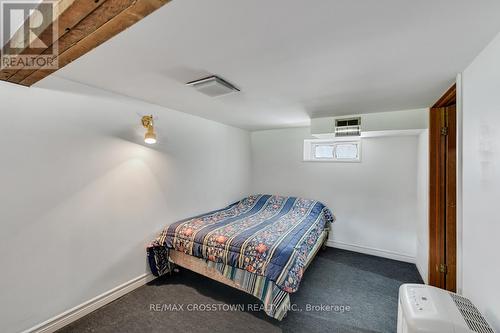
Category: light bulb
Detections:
[
  {"x1": 144, "y1": 127, "x2": 157, "y2": 144},
  {"x1": 144, "y1": 137, "x2": 157, "y2": 144}
]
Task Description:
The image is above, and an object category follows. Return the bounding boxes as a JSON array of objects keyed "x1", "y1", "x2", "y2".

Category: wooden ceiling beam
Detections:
[
  {"x1": 1, "y1": 0, "x2": 71, "y2": 58},
  {"x1": 0, "y1": 0, "x2": 170, "y2": 87},
  {"x1": 0, "y1": 0, "x2": 98, "y2": 80},
  {"x1": 8, "y1": 0, "x2": 136, "y2": 84}
]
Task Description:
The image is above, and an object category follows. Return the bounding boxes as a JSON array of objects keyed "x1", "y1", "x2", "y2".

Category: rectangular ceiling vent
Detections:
[
  {"x1": 186, "y1": 75, "x2": 240, "y2": 97},
  {"x1": 335, "y1": 117, "x2": 361, "y2": 137}
]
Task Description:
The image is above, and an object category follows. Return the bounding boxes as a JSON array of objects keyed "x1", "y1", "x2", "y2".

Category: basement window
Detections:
[{"x1": 304, "y1": 140, "x2": 361, "y2": 162}]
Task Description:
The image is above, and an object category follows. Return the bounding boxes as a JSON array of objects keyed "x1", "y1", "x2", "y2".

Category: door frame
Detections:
[{"x1": 428, "y1": 84, "x2": 457, "y2": 291}]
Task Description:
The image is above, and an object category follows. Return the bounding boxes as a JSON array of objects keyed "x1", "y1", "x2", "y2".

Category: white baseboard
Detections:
[
  {"x1": 327, "y1": 240, "x2": 416, "y2": 264},
  {"x1": 22, "y1": 273, "x2": 156, "y2": 333}
]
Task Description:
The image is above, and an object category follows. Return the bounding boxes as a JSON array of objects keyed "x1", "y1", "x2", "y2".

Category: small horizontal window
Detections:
[
  {"x1": 335, "y1": 143, "x2": 359, "y2": 160},
  {"x1": 314, "y1": 144, "x2": 334, "y2": 159},
  {"x1": 304, "y1": 140, "x2": 361, "y2": 162}
]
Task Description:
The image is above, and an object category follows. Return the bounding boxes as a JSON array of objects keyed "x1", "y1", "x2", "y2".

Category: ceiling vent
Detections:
[
  {"x1": 335, "y1": 117, "x2": 361, "y2": 137},
  {"x1": 186, "y1": 75, "x2": 240, "y2": 97}
]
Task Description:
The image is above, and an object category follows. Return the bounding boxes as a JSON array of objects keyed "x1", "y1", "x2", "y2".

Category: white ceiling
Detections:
[{"x1": 44, "y1": 0, "x2": 500, "y2": 130}]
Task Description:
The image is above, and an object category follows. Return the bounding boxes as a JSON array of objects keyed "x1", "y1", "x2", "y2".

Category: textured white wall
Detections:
[
  {"x1": 250, "y1": 127, "x2": 419, "y2": 262},
  {"x1": 0, "y1": 77, "x2": 251, "y2": 333},
  {"x1": 461, "y1": 31, "x2": 500, "y2": 330},
  {"x1": 416, "y1": 129, "x2": 429, "y2": 283}
]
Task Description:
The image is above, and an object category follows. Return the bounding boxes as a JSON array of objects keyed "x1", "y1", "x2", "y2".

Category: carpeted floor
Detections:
[{"x1": 57, "y1": 248, "x2": 422, "y2": 333}]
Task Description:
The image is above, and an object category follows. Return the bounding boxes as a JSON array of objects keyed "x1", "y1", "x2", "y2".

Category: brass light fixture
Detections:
[{"x1": 141, "y1": 115, "x2": 157, "y2": 144}]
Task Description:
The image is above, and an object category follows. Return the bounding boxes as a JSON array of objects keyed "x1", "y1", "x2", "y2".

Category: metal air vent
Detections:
[
  {"x1": 449, "y1": 293, "x2": 495, "y2": 333},
  {"x1": 335, "y1": 117, "x2": 361, "y2": 137},
  {"x1": 186, "y1": 75, "x2": 240, "y2": 97}
]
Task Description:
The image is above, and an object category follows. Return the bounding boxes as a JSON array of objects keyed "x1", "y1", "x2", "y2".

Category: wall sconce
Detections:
[{"x1": 141, "y1": 115, "x2": 157, "y2": 144}]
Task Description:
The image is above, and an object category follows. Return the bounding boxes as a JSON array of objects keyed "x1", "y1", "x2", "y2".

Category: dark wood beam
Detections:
[{"x1": 0, "y1": 0, "x2": 170, "y2": 87}]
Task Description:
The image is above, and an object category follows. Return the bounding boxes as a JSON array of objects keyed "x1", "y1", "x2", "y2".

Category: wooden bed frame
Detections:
[{"x1": 167, "y1": 230, "x2": 329, "y2": 302}]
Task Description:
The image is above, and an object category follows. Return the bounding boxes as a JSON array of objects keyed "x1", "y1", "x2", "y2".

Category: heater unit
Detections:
[{"x1": 397, "y1": 284, "x2": 495, "y2": 333}]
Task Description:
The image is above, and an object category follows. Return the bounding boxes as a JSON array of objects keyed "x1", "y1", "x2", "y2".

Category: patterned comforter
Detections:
[{"x1": 147, "y1": 194, "x2": 334, "y2": 293}]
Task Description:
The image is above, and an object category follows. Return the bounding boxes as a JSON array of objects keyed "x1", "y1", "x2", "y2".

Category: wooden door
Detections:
[
  {"x1": 429, "y1": 100, "x2": 456, "y2": 291},
  {"x1": 445, "y1": 105, "x2": 456, "y2": 292}
]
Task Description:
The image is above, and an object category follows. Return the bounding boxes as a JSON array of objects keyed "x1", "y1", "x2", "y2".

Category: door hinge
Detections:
[
  {"x1": 441, "y1": 127, "x2": 448, "y2": 136},
  {"x1": 439, "y1": 263, "x2": 448, "y2": 274}
]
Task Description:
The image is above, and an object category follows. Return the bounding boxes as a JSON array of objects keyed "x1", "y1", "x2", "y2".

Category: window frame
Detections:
[{"x1": 303, "y1": 139, "x2": 361, "y2": 162}]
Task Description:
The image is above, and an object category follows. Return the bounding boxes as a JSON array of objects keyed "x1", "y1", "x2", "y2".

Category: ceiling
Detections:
[{"x1": 42, "y1": 0, "x2": 500, "y2": 130}]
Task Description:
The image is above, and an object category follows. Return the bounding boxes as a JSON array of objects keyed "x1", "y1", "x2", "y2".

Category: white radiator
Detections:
[{"x1": 397, "y1": 284, "x2": 495, "y2": 333}]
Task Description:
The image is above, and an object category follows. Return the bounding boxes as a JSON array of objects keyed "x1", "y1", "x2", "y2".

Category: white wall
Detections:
[
  {"x1": 251, "y1": 127, "x2": 419, "y2": 262},
  {"x1": 0, "y1": 77, "x2": 251, "y2": 333},
  {"x1": 461, "y1": 31, "x2": 500, "y2": 330},
  {"x1": 416, "y1": 130, "x2": 429, "y2": 283}
]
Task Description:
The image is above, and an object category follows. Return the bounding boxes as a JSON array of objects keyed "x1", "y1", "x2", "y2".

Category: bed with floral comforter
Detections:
[{"x1": 147, "y1": 194, "x2": 334, "y2": 318}]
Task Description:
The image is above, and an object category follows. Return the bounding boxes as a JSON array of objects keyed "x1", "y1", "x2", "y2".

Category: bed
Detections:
[{"x1": 147, "y1": 194, "x2": 335, "y2": 320}]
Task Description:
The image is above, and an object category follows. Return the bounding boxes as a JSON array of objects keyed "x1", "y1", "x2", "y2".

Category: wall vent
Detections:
[
  {"x1": 186, "y1": 75, "x2": 240, "y2": 97},
  {"x1": 449, "y1": 293, "x2": 495, "y2": 333},
  {"x1": 335, "y1": 117, "x2": 361, "y2": 137}
]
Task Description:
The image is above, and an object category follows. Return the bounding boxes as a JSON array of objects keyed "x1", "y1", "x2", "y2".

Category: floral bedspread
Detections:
[{"x1": 147, "y1": 194, "x2": 334, "y2": 293}]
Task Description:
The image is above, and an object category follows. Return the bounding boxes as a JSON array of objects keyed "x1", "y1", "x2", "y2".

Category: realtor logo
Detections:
[{"x1": 1, "y1": 0, "x2": 58, "y2": 70}]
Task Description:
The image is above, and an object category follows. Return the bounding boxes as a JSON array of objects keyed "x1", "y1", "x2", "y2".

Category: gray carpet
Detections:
[{"x1": 57, "y1": 248, "x2": 422, "y2": 333}]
